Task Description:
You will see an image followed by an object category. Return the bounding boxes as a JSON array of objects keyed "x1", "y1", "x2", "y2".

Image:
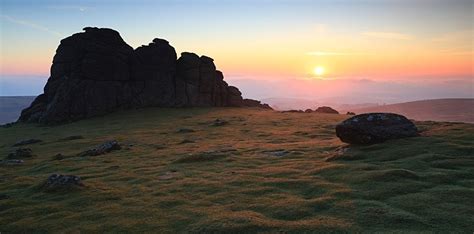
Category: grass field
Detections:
[{"x1": 1, "y1": 108, "x2": 473, "y2": 232}]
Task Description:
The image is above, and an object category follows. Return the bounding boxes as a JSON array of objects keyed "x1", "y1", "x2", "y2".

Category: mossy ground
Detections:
[{"x1": 1, "y1": 108, "x2": 473, "y2": 232}]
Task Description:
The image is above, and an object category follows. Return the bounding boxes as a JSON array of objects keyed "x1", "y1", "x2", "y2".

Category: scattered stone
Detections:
[
  {"x1": 336, "y1": 113, "x2": 419, "y2": 145},
  {"x1": 58, "y1": 135, "x2": 84, "y2": 141},
  {"x1": 174, "y1": 151, "x2": 227, "y2": 163},
  {"x1": 346, "y1": 112, "x2": 356, "y2": 115},
  {"x1": 52, "y1": 153, "x2": 66, "y2": 160},
  {"x1": 212, "y1": 119, "x2": 229, "y2": 126},
  {"x1": 13, "y1": 139, "x2": 42, "y2": 146},
  {"x1": 177, "y1": 128, "x2": 195, "y2": 133},
  {"x1": 282, "y1": 110, "x2": 304, "y2": 113},
  {"x1": 179, "y1": 139, "x2": 195, "y2": 144},
  {"x1": 326, "y1": 146, "x2": 357, "y2": 161},
  {"x1": 41, "y1": 174, "x2": 84, "y2": 191},
  {"x1": 0, "y1": 159, "x2": 24, "y2": 165},
  {"x1": 7, "y1": 148, "x2": 33, "y2": 159},
  {"x1": 78, "y1": 140, "x2": 121, "y2": 156},
  {"x1": 314, "y1": 106, "x2": 339, "y2": 114},
  {"x1": 158, "y1": 171, "x2": 179, "y2": 180},
  {"x1": 263, "y1": 149, "x2": 290, "y2": 157}
]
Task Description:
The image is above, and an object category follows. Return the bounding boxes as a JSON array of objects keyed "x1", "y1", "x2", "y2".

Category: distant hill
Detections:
[
  {"x1": 261, "y1": 97, "x2": 378, "y2": 111},
  {"x1": 0, "y1": 96, "x2": 35, "y2": 124},
  {"x1": 347, "y1": 98, "x2": 474, "y2": 123}
]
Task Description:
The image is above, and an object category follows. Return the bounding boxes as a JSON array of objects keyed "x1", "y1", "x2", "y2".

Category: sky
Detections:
[{"x1": 0, "y1": 0, "x2": 473, "y2": 103}]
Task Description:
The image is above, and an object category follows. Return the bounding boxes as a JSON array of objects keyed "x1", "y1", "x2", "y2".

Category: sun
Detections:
[{"x1": 313, "y1": 66, "x2": 325, "y2": 76}]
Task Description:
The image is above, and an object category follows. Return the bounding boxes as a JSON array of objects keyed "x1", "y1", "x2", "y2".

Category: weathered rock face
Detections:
[
  {"x1": 19, "y1": 27, "x2": 270, "y2": 124},
  {"x1": 335, "y1": 113, "x2": 418, "y2": 144}
]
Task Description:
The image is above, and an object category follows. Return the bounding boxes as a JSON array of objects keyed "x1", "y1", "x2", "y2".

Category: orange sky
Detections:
[{"x1": 1, "y1": 0, "x2": 473, "y2": 83}]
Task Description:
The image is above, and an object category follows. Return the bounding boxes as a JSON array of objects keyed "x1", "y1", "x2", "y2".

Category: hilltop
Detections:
[
  {"x1": 347, "y1": 98, "x2": 474, "y2": 123},
  {"x1": 1, "y1": 108, "x2": 473, "y2": 232}
]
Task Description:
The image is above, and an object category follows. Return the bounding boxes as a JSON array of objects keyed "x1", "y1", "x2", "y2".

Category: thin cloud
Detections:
[
  {"x1": 432, "y1": 30, "x2": 473, "y2": 43},
  {"x1": 46, "y1": 5, "x2": 94, "y2": 12},
  {"x1": 362, "y1": 31, "x2": 413, "y2": 40},
  {"x1": 0, "y1": 15, "x2": 63, "y2": 37},
  {"x1": 306, "y1": 51, "x2": 366, "y2": 56}
]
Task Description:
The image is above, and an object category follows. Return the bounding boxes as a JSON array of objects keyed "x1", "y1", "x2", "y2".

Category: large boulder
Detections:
[
  {"x1": 336, "y1": 113, "x2": 418, "y2": 144},
  {"x1": 19, "y1": 27, "x2": 271, "y2": 124}
]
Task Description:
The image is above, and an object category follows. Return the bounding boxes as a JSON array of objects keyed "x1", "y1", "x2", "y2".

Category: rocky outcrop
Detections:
[
  {"x1": 314, "y1": 106, "x2": 339, "y2": 114},
  {"x1": 335, "y1": 113, "x2": 418, "y2": 144},
  {"x1": 19, "y1": 27, "x2": 270, "y2": 124}
]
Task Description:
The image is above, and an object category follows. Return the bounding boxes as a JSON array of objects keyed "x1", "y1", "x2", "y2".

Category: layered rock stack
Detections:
[{"x1": 19, "y1": 27, "x2": 270, "y2": 124}]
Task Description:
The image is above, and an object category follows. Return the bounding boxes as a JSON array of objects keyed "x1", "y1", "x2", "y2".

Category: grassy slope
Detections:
[{"x1": 0, "y1": 108, "x2": 473, "y2": 232}]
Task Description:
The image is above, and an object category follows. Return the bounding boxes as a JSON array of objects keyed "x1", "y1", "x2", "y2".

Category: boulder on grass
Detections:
[
  {"x1": 7, "y1": 148, "x2": 34, "y2": 159},
  {"x1": 42, "y1": 174, "x2": 84, "y2": 191},
  {"x1": 78, "y1": 140, "x2": 121, "y2": 156},
  {"x1": 336, "y1": 113, "x2": 418, "y2": 144}
]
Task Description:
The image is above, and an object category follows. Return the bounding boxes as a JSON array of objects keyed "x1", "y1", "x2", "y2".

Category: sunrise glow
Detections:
[
  {"x1": 0, "y1": 0, "x2": 472, "y2": 100},
  {"x1": 313, "y1": 66, "x2": 325, "y2": 77}
]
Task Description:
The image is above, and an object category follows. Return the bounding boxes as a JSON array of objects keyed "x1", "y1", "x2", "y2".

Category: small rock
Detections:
[
  {"x1": 52, "y1": 153, "x2": 66, "y2": 160},
  {"x1": 281, "y1": 110, "x2": 304, "y2": 113},
  {"x1": 263, "y1": 149, "x2": 290, "y2": 157},
  {"x1": 158, "y1": 171, "x2": 178, "y2": 180},
  {"x1": 13, "y1": 139, "x2": 42, "y2": 147},
  {"x1": 177, "y1": 128, "x2": 195, "y2": 133},
  {"x1": 212, "y1": 119, "x2": 229, "y2": 126},
  {"x1": 346, "y1": 112, "x2": 356, "y2": 115},
  {"x1": 0, "y1": 159, "x2": 24, "y2": 165},
  {"x1": 179, "y1": 139, "x2": 195, "y2": 144},
  {"x1": 78, "y1": 140, "x2": 121, "y2": 156},
  {"x1": 42, "y1": 174, "x2": 84, "y2": 191},
  {"x1": 58, "y1": 135, "x2": 84, "y2": 141},
  {"x1": 7, "y1": 148, "x2": 33, "y2": 159}
]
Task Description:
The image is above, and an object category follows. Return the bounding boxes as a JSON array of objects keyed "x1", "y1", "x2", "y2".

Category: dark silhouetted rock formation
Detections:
[
  {"x1": 314, "y1": 106, "x2": 339, "y2": 114},
  {"x1": 336, "y1": 113, "x2": 418, "y2": 144},
  {"x1": 19, "y1": 27, "x2": 270, "y2": 124}
]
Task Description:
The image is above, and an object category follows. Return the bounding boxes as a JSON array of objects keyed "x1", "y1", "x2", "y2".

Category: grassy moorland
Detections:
[{"x1": 0, "y1": 108, "x2": 473, "y2": 232}]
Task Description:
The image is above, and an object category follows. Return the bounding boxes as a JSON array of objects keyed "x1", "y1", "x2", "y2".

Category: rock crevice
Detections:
[{"x1": 19, "y1": 27, "x2": 270, "y2": 124}]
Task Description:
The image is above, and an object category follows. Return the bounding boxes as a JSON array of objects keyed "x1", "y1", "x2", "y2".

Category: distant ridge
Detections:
[
  {"x1": 0, "y1": 96, "x2": 35, "y2": 124},
  {"x1": 347, "y1": 98, "x2": 474, "y2": 123}
]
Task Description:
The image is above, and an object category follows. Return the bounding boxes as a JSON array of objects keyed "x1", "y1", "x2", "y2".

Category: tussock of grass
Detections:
[{"x1": 0, "y1": 108, "x2": 473, "y2": 232}]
